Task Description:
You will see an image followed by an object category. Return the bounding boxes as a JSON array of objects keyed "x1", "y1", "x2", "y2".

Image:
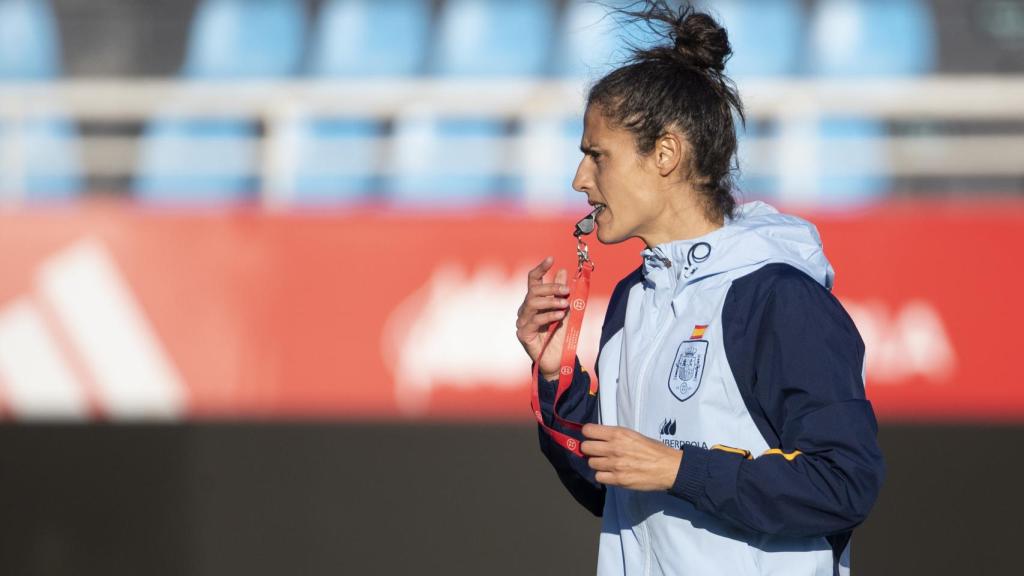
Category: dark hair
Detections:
[{"x1": 588, "y1": 1, "x2": 744, "y2": 223}]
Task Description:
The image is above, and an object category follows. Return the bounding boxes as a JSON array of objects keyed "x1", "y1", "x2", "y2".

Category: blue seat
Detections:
[
  {"x1": 288, "y1": 0, "x2": 430, "y2": 205},
  {"x1": 517, "y1": 115, "x2": 584, "y2": 212},
  {"x1": 555, "y1": 0, "x2": 657, "y2": 79},
  {"x1": 135, "y1": 0, "x2": 306, "y2": 204},
  {"x1": 704, "y1": 0, "x2": 804, "y2": 78},
  {"x1": 134, "y1": 119, "x2": 260, "y2": 201},
  {"x1": 0, "y1": 0, "x2": 81, "y2": 201},
  {"x1": 807, "y1": 0, "x2": 937, "y2": 205},
  {"x1": 182, "y1": 0, "x2": 306, "y2": 79},
  {"x1": 285, "y1": 118, "x2": 386, "y2": 205},
  {"x1": 809, "y1": 0, "x2": 936, "y2": 77},
  {"x1": 0, "y1": 119, "x2": 81, "y2": 201},
  {"x1": 0, "y1": 0, "x2": 60, "y2": 80},
  {"x1": 388, "y1": 0, "x2": 556, "y2": 206},
  {"x1": 732, "y1": 116, "x2": 781, "y2": 202},
  {"x1": 698, "y1": 1, "x2": 805, "y2": 201},
  {"x1": 432, "y1": 0, "x2": 554, "y2": 77},
  {"x1": 522, "y1": 2, "x2": 659, "y2": 210},
  {"x1": 307, "y1": 0, "x2": 429, "y2": 78}
]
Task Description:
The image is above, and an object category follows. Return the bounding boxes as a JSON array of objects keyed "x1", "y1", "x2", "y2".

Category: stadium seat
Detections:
[
  {"x1": 518, "y1": 114, "x2": 584, "y2": 212},
  {"x1": 556, "y1": 0, "x2": 658, "y2": 78},
  {"x1": 517, "y1": 1, "x2": 660, "y2": 211},
  {"x1": 698, "y1": 0, "x2": 804, "y2": 202},
  {"x1": 134, "y1": 118, "x2": 261, "y2": 202},
  {"x1": 431, "y1": 0, "x2": 554, "y2": 78},
  {"x1": 284, "y1": 117, "x2": 386, "y2": 205},
  {"x1": 810, "y1": 0, "x2": 936, "y2": 77},
  {"x1": 307, "y1": 0, "x2": 429, "y2": 78},
  {"x1": 806, "y1": 0, "x2": 937, "y2": 204},
  {"x1": 388, "y1": 0, "x2": 556, "y2": 206},
  {"x1": 704, "y1": 0, "x2": 804, "y2": 78},
  {"x1": 134, "y1": 0, "x2": 306, "y2": 204},
  {"x1": 287, "y1": 0, "x2": 431, "y2": 204},
  {"x1": 0, "y1": 0, "x2": 81, "y2": 201},
  {"x1": 0, "y1": 0, "x2": 60, "y2": 80},
  {"x1": 182, "y1": 0, "x2": 306, "y2": 79}
]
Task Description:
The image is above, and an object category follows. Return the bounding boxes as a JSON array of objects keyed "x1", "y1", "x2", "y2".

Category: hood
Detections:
[{"x1": 641, "y1": 201, "x2": 835, "y2": 290}]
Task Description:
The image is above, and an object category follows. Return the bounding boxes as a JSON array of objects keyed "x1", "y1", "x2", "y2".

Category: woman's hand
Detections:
[
  {"x1": 581, "y1": 424, "x2": 683, "y2": 491},
  {"x1": 516, "y1": 256, "x2": 571, "y2": 381}
]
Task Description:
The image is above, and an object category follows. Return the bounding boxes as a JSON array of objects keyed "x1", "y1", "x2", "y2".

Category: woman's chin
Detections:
[{"x1": 596, "y1": 225, "x2": 624, "y2": 245}]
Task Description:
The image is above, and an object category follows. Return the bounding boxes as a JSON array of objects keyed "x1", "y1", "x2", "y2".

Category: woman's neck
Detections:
[{"x1": 640, "y1": 196, "x2": 724, "y2": 248}]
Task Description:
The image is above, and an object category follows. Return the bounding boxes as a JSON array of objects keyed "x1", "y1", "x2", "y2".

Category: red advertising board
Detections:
[{"x1": 0, "y1": 201, "x2": 1020, "y2": 422}]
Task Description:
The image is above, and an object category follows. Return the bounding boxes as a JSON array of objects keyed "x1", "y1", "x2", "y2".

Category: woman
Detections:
[{"x1": 515, "y1": 3, "x2": 884, "y2": 575}]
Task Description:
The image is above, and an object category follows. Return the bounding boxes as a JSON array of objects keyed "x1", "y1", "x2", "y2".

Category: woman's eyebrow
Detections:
[{"x1": 580, "y1": 144, "x2": 602, "y2": 155}]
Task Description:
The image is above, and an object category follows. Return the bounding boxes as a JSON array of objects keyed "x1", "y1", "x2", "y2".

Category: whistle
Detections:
[{"x1": 574, "y1": 206, "x2": 603, "y2": 237}]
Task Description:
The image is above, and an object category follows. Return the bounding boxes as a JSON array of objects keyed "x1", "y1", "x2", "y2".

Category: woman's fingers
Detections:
[
  {"x1": 516, "y1": 275, "x2": 571, "y2": 328},
  {"x1": 525, "y1": 295, "x2": 569, "y2": 314},
  {"x1": 580, "y1": 439, "x2": 612, "y2": 457},
  {"x1": 528, "y1": 256, "x2": 554, "y2": 287},
  {"x1": 517, "y1": 304, "x2": 563, "y2": 330},
  {"x1": 530, "y1": 309, "x2": 567, "y2": 327},
  {"x1": 582, "y1": 423, "x2": 619, "y2": 440},
  {"x1": 554, "y1": 268, "x2": 568, "y2": 286},
  {"x1": 529, "y1": 282, "x2": 571, "y2": 298},
  {"x1": 580, "y1": 424, "x2": 683, "y2": 491},
  {"x1": 517, "y1": 260, "x2": 571, "y2": 371},
  {"x1": 518, "y1": 288, "x2": 569, "y2": 317},
  {"x1": 525, "y1": 270, "x2": 570, "y2": 315}
]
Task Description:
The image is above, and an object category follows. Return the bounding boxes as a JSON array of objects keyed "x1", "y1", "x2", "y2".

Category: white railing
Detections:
[{"x1": 1, "y1": 76, "x2": 1023, "y2": 205}]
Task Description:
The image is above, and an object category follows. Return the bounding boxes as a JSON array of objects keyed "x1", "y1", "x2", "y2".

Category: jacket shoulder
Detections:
[
  {"x1": 731, "y1": 262, "x2": 827, "y2": 298},
  {"x1": 729, "y1": 263, "x2": 859, "y2": 343}
]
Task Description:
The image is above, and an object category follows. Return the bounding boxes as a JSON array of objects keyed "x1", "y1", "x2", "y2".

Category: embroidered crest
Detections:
[{"x1": 668, "y1": 339, "x2": 708, "y2": 402}]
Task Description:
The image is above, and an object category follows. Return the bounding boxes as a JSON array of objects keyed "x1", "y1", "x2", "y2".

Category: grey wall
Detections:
[{"x1": 0, "y1": 423, "x2": 1021, "y2": 575}]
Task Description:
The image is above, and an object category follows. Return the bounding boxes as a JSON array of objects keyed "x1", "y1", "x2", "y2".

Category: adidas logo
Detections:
[
  {"x1": 0, "y1": 238, "x2": 186, "y2": 420},
  {"x1": 659, "y1": 418, "x2": 676, "y2": 436}
]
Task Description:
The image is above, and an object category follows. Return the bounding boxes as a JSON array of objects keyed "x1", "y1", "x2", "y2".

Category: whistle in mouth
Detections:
[{"x1": 574, "y1": 206, "x2": 602, "y2": 237}]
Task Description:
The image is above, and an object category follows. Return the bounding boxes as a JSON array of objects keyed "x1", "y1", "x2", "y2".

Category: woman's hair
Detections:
[{"x1": 588, "y1": 1, "x2": 744, "y2": 222}]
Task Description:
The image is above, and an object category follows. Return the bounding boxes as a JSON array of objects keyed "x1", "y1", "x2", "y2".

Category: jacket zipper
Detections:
[{"x1": 632, "y1": 278, "x2": 681, "y2": 576}]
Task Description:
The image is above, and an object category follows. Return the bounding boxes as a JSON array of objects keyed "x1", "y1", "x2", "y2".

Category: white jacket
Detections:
[{"x1": 537, "y1": 202, "x2": 884, "y2": 576}]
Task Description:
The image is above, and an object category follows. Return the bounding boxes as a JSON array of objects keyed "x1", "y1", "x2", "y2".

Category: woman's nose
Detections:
[{"x1": 572, "y1": 160, "x2": 591, "y2": 193}]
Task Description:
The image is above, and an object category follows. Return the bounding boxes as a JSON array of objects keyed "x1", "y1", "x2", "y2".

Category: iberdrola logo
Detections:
[{"x1": 659, "y1": 418, "x2": 677, "y2": 437}]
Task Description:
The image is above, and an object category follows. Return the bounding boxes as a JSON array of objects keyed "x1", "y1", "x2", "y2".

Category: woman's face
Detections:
[{"x1": 573, "y1": 105, "x2": 668, "y2": 245}]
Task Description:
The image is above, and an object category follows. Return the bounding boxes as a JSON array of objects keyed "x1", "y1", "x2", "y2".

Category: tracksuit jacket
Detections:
[{"x1": 537, "y1": 201, "x2": 884, "y2": 576}]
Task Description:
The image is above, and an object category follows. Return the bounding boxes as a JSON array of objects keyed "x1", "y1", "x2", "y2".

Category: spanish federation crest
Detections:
[{"x1": 668, "y1": 339, "x2": 708, "y2": 402}]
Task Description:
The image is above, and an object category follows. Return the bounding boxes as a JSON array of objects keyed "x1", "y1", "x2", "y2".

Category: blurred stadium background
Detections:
[{"x1": 0, "y1": 0, "x2": 1022, "y2": 574}]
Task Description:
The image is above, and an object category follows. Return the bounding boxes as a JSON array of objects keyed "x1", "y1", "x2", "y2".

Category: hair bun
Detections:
[{"x1": 672, "y1": 13, "x2": 731, "y2": 73}]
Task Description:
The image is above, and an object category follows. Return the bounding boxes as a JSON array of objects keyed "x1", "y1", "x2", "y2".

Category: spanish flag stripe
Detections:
[{"x1": 690, "y1": 324, "x2": 708, "y2": 339}]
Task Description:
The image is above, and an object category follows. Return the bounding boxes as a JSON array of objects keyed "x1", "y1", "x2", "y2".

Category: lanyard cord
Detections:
[{"x1": 530, "y1": 236, "x2": 599, "y2": 458}]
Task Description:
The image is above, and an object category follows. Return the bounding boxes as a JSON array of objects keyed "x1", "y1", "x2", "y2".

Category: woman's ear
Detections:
[{"x1": 654, "y1": 132, "x2": 686, "y2": 178}]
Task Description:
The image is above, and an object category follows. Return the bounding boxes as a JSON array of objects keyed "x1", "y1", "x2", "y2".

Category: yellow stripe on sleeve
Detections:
[
  {"x1": 711, "y1": 444, "x2": 753, "y2": 460},
  {"x1": 761, "y1": 448, "x2": 803, "y2": 461}
]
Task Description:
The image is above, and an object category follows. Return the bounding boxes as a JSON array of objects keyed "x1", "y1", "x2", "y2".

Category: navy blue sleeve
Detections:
[
  {"x1": 536, "y1": 265, "x2": 642, "y2": 517},
  {"x1": 536, "y1": 358, "x2": 604, "y2": 516},
  {"x1": 669, "y1": 263, "x2": 885, "y2": 538}
]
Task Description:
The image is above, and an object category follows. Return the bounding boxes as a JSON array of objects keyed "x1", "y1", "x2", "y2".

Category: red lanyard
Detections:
[{"x1": 531, "y1": 236, "x2": 599, "y2": 458}]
